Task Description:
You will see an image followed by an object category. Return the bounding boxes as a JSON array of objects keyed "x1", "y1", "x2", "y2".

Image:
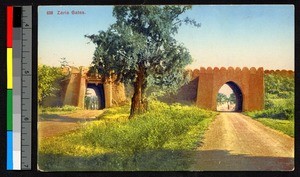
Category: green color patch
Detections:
[{"x1": 7, "y1": 89, "x2": 13, "y2": 130}]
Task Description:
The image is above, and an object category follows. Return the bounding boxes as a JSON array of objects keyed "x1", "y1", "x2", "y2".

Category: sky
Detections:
[
  {"x1": 219, "y1": 85, "x2": 233, "y2": 97},
  {"x1": 38, "y1": 5, "x2": 294, "y2": 70}
]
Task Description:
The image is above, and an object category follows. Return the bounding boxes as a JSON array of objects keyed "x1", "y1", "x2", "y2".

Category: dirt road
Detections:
[
  {"x1": 190, "y1": 112, "x2": 294, "y2": 171},
  {"x1": 38, "y1": 110, "x2": 104, "y2": 138}
]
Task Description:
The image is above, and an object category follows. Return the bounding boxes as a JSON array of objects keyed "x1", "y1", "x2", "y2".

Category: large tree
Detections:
[{"x1": 86, "y1": 5, "x2": 200, "y2": 118}]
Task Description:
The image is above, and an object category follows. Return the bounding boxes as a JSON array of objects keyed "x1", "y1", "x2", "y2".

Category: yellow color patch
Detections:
[{"x1": 7, "y1": 48, "x2": 13, "y2": 89}]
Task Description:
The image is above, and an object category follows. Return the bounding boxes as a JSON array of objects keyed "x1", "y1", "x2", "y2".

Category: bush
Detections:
[{"x1": 246, "y1": 98, "x2": 294, "y2": 120}]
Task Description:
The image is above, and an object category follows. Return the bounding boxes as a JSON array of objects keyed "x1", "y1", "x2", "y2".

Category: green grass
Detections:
[
  {"x1": 96, "y1": 104, "x2": 130, "y2": 122},
  {"x1": 38, "y1": 105, "x2": 82, "y2": 121},
  {"x1": 39, "y1": 105, "x2": 81, "y2": 115},
  {"x1": 245, "y1": 98, "x2": 294, "y2": 137},
  {"x1": 253, "y1": 118, "x2": 294, "y2": 137},
  {"x1": 38, "y1": 101, "x2": 217, "y2": 171}
]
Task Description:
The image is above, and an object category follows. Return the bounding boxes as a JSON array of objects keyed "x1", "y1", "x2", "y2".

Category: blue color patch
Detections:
[{"x1": 7, "y1": 131, "x2": 13, "y2": 170}]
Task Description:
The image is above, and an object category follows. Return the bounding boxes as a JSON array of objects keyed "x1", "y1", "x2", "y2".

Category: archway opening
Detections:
[
  {"x1": 217, "y1": 81, "x2": 243, "y2": 112},
  {"x1": 85, "y1": 84, "x2": 105, "y2": 110}
]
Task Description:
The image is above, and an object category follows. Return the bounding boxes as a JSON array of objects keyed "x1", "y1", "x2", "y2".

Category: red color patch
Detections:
[{"x1": 7, "y1": 6, "x2": 13, "y2": 48}]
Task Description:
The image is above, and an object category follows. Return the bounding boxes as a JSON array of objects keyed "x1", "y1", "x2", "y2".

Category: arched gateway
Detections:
[
  {"x1": 196, "y1": 67, "x2": 264, "y2": 111},
  {"x1": 223, "y1": 81, "x2": 243, "y2": 112},
  {"x1": 61, "y1": 67, "x2": 126, "y2": 109},
  {"x1": 60, "y1": 66, "x2": 267, "y2": 111}
]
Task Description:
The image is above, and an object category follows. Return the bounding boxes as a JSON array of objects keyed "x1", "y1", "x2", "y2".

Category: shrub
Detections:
[{"x1": 246, "y1": 97, "x2": 294, "y2": 120}]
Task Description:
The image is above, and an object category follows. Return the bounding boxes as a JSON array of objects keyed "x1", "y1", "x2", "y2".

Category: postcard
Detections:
[{"x1": 37, "y1": 5, "x2": 294, "y2": 171}]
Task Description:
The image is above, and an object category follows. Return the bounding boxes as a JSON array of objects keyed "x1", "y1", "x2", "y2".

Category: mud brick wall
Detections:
[
  {"x1": 195, "y1": 67, "x2": 265, "y2": 111},
  {"x1": 61, "y1": 67, "x2": 126, "y2": 109}
]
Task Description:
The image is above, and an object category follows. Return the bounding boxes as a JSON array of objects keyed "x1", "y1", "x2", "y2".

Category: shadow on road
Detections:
[
  {"x1": 39, "y1": 113, "x2": 96, "y2": 122},
  {"x1": 189, "y1": 149, "x2": 294, "y2": 171},
  {"x1": 38, "y1": 149, "x2": 294, "y2": 171}
]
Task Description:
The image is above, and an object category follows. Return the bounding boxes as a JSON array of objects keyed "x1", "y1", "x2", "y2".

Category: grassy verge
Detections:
[
  {"x1": 39, "y1": 105, "x2": 81, "y2": 114},
  {"x1": 38, "y1": 105, "x2": 82, "y2": 120},
  {"x1": 245, "y1": 98, "x2": 294, "y2": 137},
  {"x1": 254, "y1": 118, "x2": 294, "y2": 137},
  {"x1": 244, "y1": 112, "x2": 294, "y2": 137},
  {"x1": 38, "y1": 101, "x2": 217, "y2": 171}
]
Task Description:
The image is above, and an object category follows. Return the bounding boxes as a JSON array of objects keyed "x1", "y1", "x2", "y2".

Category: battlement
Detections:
[
  {"x1": 264, "y1": 69, "x2": 294, "y2": 77},
  {"x1": 189, "y1": 67, "x2": 264, "y2": 78},
  {"x1": 200, "y1": 66, "x2": 264, "y2": 74},
  {"x1": 186, "y1": 67, "x2": 294, "y2": 80},
  {"x1": 186, "y1": 69, "x2": 200, "y2": 80},
  {"x1": 191, "y1": 67, "x2": 294, "y2": 78}
]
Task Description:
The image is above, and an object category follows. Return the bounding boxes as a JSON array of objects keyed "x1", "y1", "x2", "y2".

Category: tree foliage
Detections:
[
  {"x1": 217, "y1": 92, "x2": 237, "y2": 106},
  {"x1": 264, "y1": 74, "x2": 294, "y2": 99},
  {"x1": 217, "y1": 93, "x2": 228, "y2": 105},
  {"x1": 264, "y1": 74, "x2": 294, "y2": 120},
  {"x1": 86, "y1": 5, "x2": 200, "y2": 117},
  {"x1": 38, "y1": 65, "x2": 65, "y2": 105}
]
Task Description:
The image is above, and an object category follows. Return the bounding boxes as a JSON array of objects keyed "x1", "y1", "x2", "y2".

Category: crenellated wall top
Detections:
[
  {"x1": 264, "y1": 69, "x2": 294, "y2": 77},
  {"x1": 189, "y1": 67, "x2": 294, "y2": 78},
  {"x1": 191, "y1": 67, "x2": 264, "y2": 76}
]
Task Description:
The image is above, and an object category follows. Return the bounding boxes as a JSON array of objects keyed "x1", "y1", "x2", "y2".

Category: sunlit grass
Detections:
[
  {"x1": 245, "y1": 93, "x2": 294, "y2": 137},
  {"x1": 39, "y1": 105, "x2": 81, "y2": 115},
  {"x1": 39, "y1": 134, "x2": 112, "y2": 157},
  {"x1": 38, "y1": 101, "x2": 218, "y2": 171},
  {"x1": 96, "y1": 104, "x2": 130, "y2": 122},
  {"x1": 254, "y1": 118, "x2": 294, "y2": 137}
]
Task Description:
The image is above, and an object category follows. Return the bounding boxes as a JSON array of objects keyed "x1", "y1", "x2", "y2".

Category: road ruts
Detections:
[{"x1": 190, "y1": 112, "x2": 294, "y2": 171}]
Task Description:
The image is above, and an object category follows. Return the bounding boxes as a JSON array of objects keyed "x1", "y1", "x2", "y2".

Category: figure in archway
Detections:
[{"x1": 216, "y1": 81, "x2": 243, "y2": 112}]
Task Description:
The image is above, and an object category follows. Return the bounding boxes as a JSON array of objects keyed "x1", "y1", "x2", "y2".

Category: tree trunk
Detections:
[{"x1": 129, "y1": 65, "x2": 146, "y2": 118}]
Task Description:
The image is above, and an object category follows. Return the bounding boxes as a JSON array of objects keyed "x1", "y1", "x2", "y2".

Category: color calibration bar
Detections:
[{"x1": 7, "y1": 6, "x2": 32, "y2": 170}]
